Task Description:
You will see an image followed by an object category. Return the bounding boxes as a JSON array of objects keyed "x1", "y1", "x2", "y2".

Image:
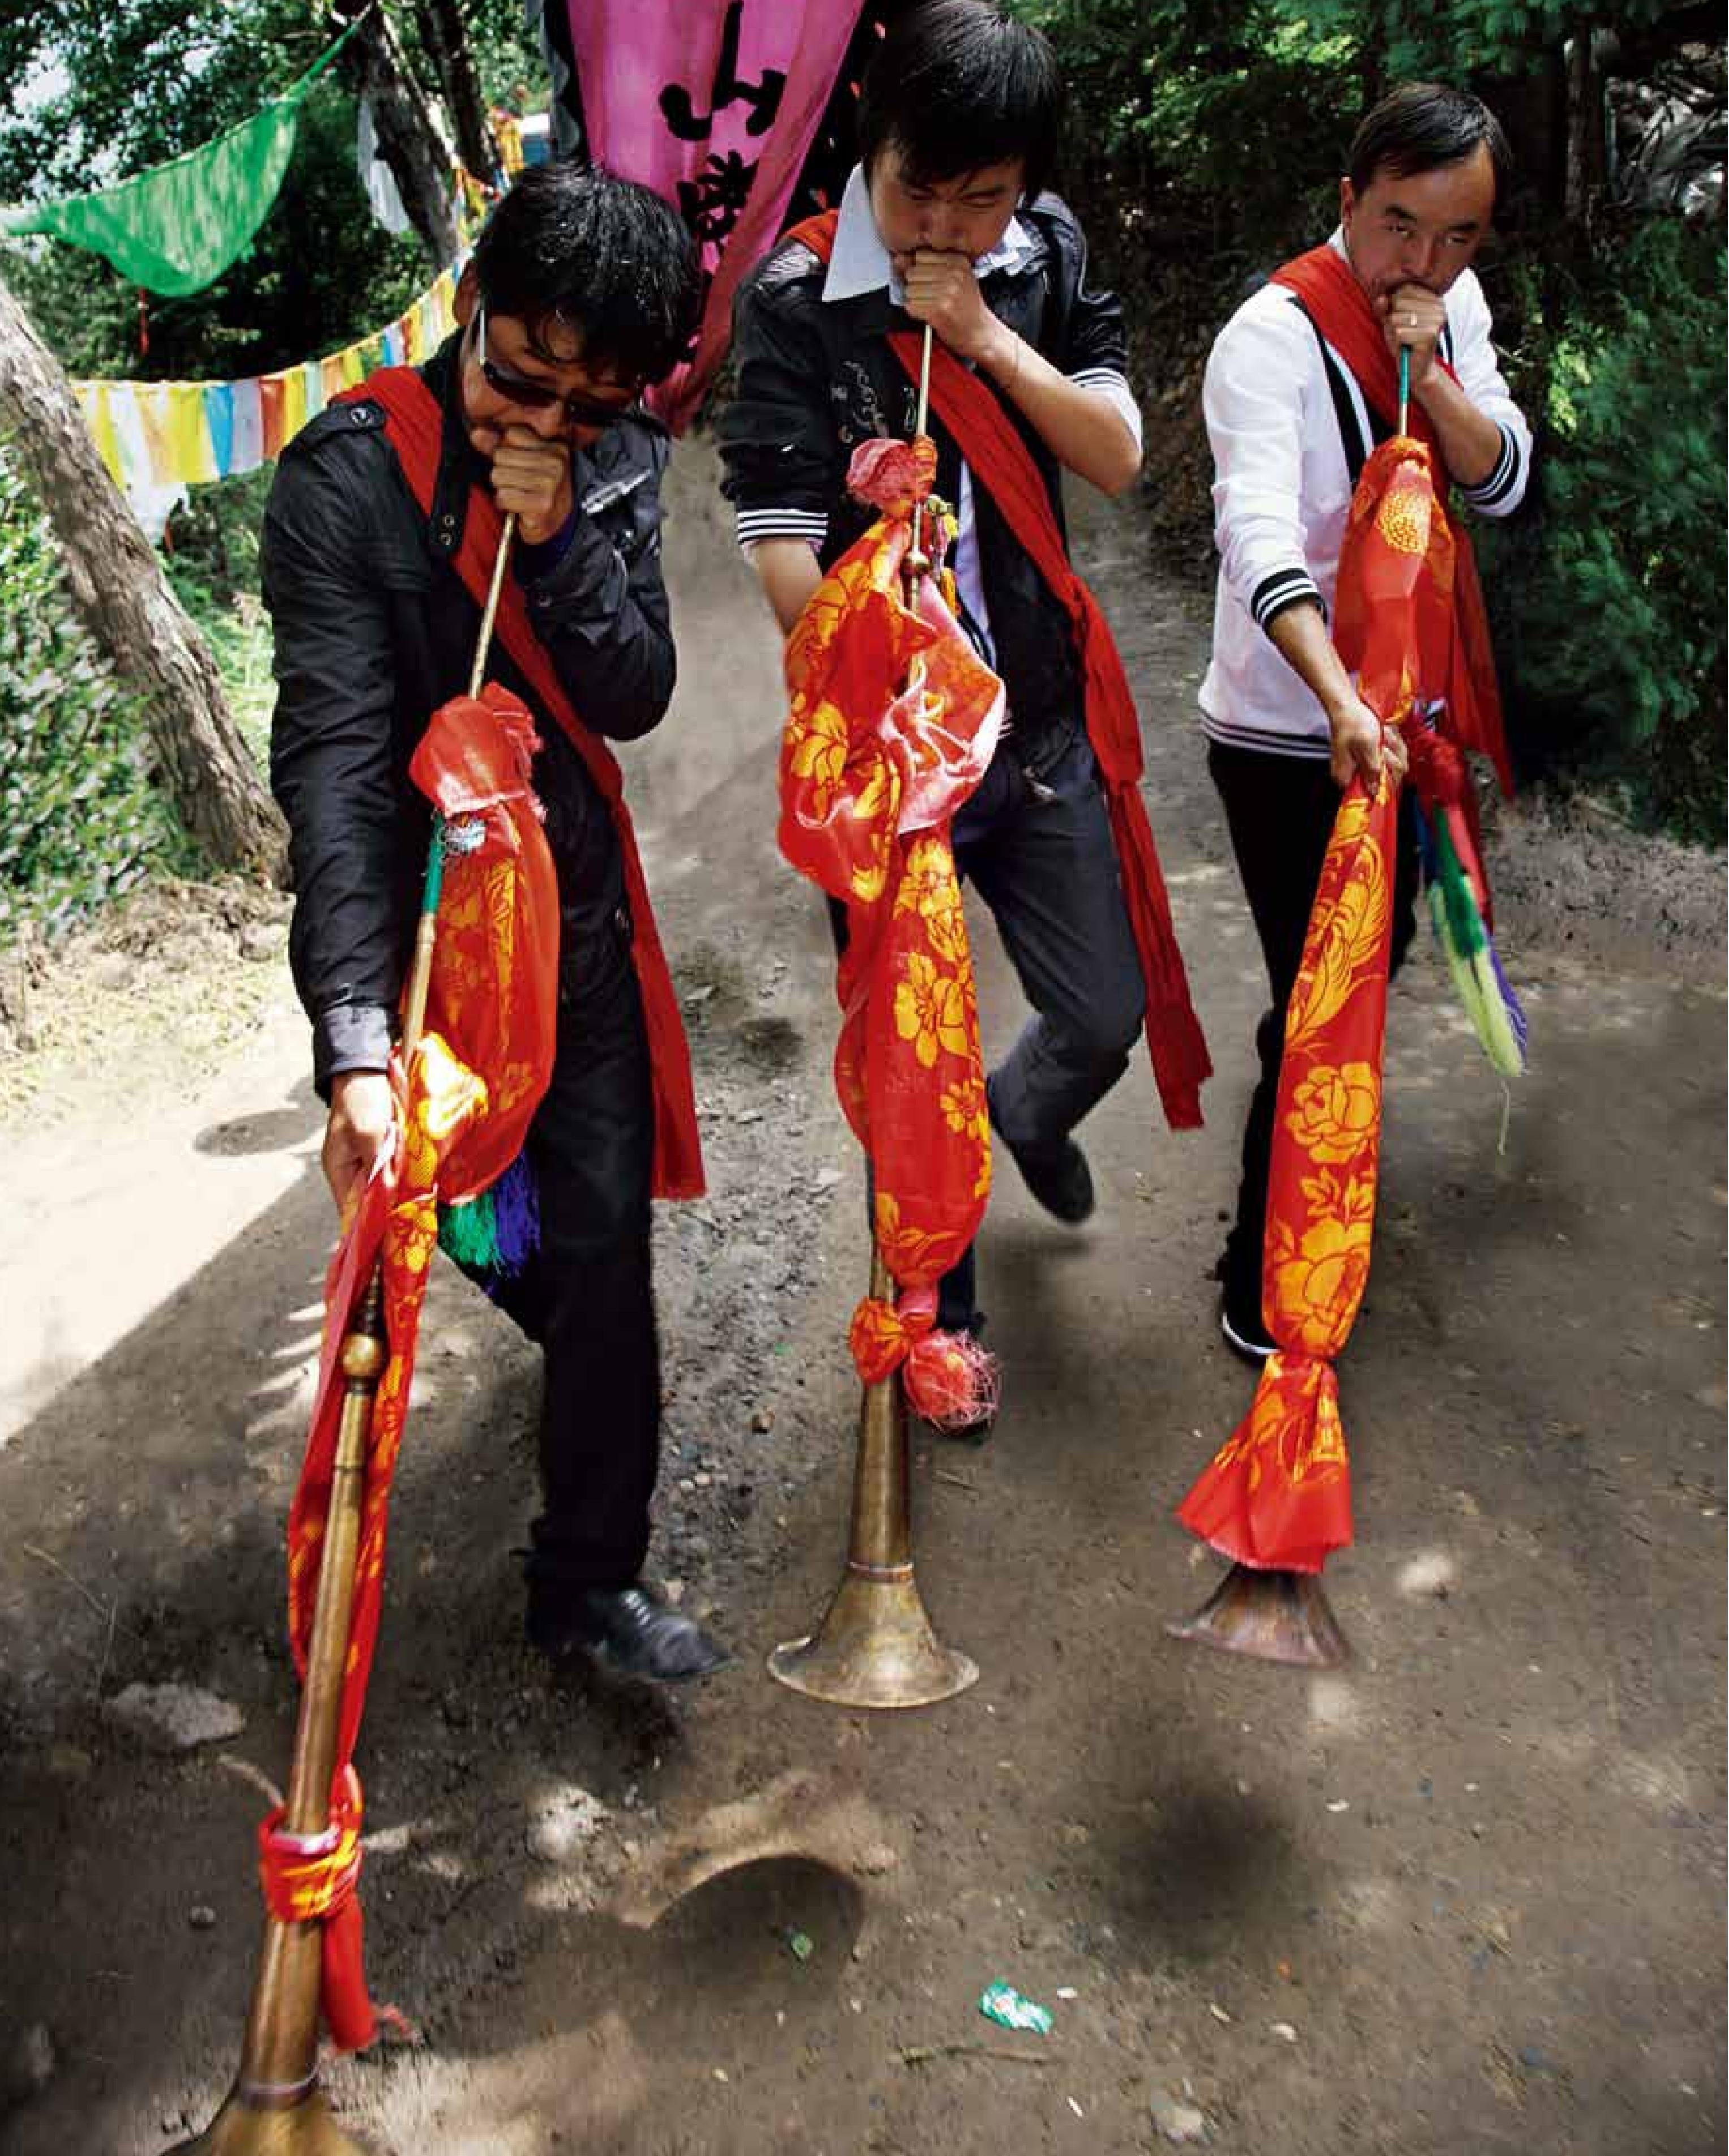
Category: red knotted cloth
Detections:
[
  {"x1": 1175, "y1": 774, "x2": 1396, "y2": 1571},
  {"x1": 780, "y1": 432, "x2": 1005, "y2": 1423},
  {"x1": 782, "y1": 210, "x2": 1211, "y2": 1132}
]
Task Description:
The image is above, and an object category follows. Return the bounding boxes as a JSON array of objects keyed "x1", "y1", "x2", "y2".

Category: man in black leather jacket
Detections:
[
  {"x1": 719, "y1": 0, "x2": 1150, "y2": 1361},
  {"x1": 263, "y1": 164, "x2": 729, "y2": 1684}
]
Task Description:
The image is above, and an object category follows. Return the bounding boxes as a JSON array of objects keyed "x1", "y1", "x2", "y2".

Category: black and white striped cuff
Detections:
[
  {"x1": 1069, "y1": 367, "x2": 1143, "y2": 450},
  {"x1": 734, "y1": 506, "x2": 828, "y2": 553},
  {"x1": 1460, "y1": 422, "x2": 1522, "y2": 510},
  {"x1": 1250, "y1": 566, "x2": 1324, "y2": 634},
  {"x1": 1202, "y1": 714, "x2": 1334, "y2": 760}
]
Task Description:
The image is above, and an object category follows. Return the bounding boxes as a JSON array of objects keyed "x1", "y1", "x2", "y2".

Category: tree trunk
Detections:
[
  {"x1": 1565, "y1": 28, "x2": 1606, "y2": 225},
  {"x1": 414, "y1": 0, "x2": 501, "y2": 187},
  {"x1": 0, "y1": 272, "x2": 287, "y2": 883},
  {"x1": 335, "y1": 0, "x2": 460, "y2": 265}
]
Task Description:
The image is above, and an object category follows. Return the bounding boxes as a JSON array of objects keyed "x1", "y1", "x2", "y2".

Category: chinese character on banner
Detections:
[
  {"x1": 557, "y1": 0, "x2": 868, "y2": 431},
  {"x1": 659, "y1": 1, "x2": 785, "y2": 141}
]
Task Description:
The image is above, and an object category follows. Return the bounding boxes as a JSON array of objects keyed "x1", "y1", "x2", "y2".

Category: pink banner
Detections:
[{"x1": 566, "y1": 0, "x2": 864, "y2": 431}]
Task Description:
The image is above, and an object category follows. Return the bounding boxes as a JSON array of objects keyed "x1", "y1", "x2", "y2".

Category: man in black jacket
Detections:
[
  {"x1": 719, "y1": 0, "x2": 1150, "y2": 1360},
  {"x1": 264, "y1": 165, "x2": 729, "y2": 1684}
]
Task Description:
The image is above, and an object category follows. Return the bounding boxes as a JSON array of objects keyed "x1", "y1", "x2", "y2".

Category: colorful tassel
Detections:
[
  {"x1": 437, "y1": 1150, "x2": 541, "y2": 1290},
  {"x1": 1420, "y1": 804, "x2": 1528, "y2": 1079}
]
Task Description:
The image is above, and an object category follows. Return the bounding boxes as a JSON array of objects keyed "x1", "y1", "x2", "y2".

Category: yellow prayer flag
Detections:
[
  {"x1": 281, "y1": 363, "x2": 307, "y2": 444},
  {"x1": 169, "y1": 381, "x2": 218, "y2": 484},
  {"x1": 80, "y1": 384, "x2": 125, "y2": 488}
]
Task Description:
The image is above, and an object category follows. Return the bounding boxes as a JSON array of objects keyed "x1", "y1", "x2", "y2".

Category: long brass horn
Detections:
[
  {"x1": 173, "y1": 517, "x2": 518, "y2": 2154},
  {"x1": 768, "y1": 1248, "x2": 978, "y2": 1708},
  {"x1": 171, "y1": 1280, "x2": 387, "y2": 2155},
  {"x1": 1165, "y1": 1561, "x2": 1349, "y2": 1669},
  {"x1": 768, "y1": 327, "x2": 975, "y2": 1711}
]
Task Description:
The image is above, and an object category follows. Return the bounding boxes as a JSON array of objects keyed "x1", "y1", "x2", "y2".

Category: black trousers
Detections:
[
  {"x1": 1208, "y1": 740, "x2": 1420, "y2": 1309},
  {"x1": 840, "y1": 725, "x2": 1146, "y2": 1332},
  {"x1": 456, "y1": 903, "x2": 659, "y2": 1604}
]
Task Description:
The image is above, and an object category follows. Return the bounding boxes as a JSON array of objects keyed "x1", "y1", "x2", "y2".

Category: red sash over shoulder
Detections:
[
  {"x1": 342, "y1": 367, "x2": 704, "y2": 1199},
  {"x1": 783, "y1": 212, "x2": 1211, "y2": 1131},
  {"x1": 1270, "y1": 244, "x2": 1513, "y2": 794}
]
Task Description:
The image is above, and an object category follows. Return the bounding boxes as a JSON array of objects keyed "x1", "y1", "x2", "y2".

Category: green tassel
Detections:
[
  {"x1": 1429, "y1": 811, "x2": 1487, "y2": 962},
  {"x1": 1428, "y1": 889, "x2": 1526, "y2": 1080},
  {"x1": 1466, "y1": 949, "x2": 1528, "y2": 1079},
  {"x1": 438, "y1": 1188, "x2": 502, "y2": 1272}
]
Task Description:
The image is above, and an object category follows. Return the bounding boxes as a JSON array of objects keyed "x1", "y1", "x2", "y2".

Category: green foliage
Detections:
[
  {"x1": 1016, "y1": 0, "x2": 1362, "y2": 261},
  {"x1": 0, "y1": 444, "x2": 205, "y2": 940},
  {"x1": 1298, "y1": 0, "x2": 1670, "y2": 81},
  {"x1": 1477, "y1": 220, "x2": 1727, "y2": 840},
  {"x1": 162, "y1": 468, "x2": 278, "y2": 767},
  {"x1": 461, "y1": 0, "x2": 550, "y2": 113}
]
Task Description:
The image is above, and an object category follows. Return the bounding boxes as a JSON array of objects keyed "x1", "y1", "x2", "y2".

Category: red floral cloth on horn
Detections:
[
  {"x1": 279, "y1": 1027, "x2": 486, "y2": 2047},
  {"x1": 1176, "y1": 399, "x2": 1476, "y2": 1572},
  {"x1": 782, "y1": 209, "x2": 1211, "y2": 1132},
  {"x1": 341, "y1": 366, "x2": 705, "y2": 1200},
  {"x1": 1175, "y1": 775, "x2": 1396, "y2": 1572},
  {"x1": 272, "y1": 649, "x2": 565, "y2": 2048},
  {"x1": 779, "y1": 433, "x2": 1007, "y2": 1411},
  {"x1": 409, "y1": 684, "x2": 561, "y2": 1199}
]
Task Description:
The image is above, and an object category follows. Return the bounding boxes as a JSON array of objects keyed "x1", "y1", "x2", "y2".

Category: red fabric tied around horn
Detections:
[
  {"x1": 407, "y1": 684, "x2": 560, "y2": 1203},
  {"x1": 779, "y1": 434, "x2": 1004, "y2": 1427},
  {"x1": 257, "y1": 1766, "x2": 375, "y2": 2053},
  {"x1": 782, "y1": 207, "x2": 1210, "y2": 1135}
]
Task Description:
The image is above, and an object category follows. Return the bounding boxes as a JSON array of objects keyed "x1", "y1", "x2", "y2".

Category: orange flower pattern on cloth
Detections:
[
  {"x1": 894, "y1": 948, "x2": 971, "y2": 1070},
  {"x1": 1176, "y1": 774, "x2": 1396, "y2": 1571},
  {"x1": 407, "y1": 685, "x2": 560, "y2": 1203},
  {"x1": 277, "y1": 685, "x2": 561, "y2": 2051},
  {"x1": 1177, "y1": 439, "x2": 1450, "y2": 1573},
  {"x1": 284, "y1": 1028, "x2": 489, "y2": 2045},
  {"x1": 779, "y1": 441, "x2": 1005, "y2": 1393},
  {"x1": 1287, "y1": 1064, "x2": 1381, "y2": 1165}
]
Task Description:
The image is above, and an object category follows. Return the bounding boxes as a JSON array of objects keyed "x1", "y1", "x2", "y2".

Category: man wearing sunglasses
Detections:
[{"x1": 264, "y1": 165, "x2": 731, "y2": 1686}]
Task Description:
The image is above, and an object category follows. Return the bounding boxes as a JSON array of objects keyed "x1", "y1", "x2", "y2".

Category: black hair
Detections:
[
  {"x1": 471, "y1": 162, "x2": 699, "y2": 385},
  {"x1": 858, "y1": 0, "x2": 1064, "y2": 203},
  {"x1": 1347, "y1": 82, "x2": 1513, "y2": 216}
]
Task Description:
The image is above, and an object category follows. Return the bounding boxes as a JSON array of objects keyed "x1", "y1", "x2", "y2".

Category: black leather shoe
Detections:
[
  {"x1": 986, "y1": 1079, "x2": 1094, "y2": 1225},
  {"x1": 528, "y1": 1584, "x2": 733, "y2": 1683},
  {"x1": 1014, "y1": 1137, "x2": 1094, "y2": 1224}
]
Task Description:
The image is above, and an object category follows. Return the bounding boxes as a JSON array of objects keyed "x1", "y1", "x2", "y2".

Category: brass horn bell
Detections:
[
  {"x1": 769, "y1": 1254, "x2": 977, "y2": 1709},
  {"x1": 1165, "y1": 1561, "x2": 1350, "y2": 1669}
]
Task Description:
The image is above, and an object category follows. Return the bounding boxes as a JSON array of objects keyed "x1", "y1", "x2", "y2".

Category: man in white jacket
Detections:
[{"x1": 1201, "y1": 81, "x2": 1532, "y2": 1358}]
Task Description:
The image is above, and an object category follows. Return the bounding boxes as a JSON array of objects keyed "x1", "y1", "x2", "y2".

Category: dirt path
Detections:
[{"x1": 1, "y1": 450, "x2": 1722, "y2": 2156}]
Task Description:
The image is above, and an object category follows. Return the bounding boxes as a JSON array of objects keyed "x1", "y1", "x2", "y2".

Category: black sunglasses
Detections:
[{"x1": 471, "y1": 305, "x2": 638, "y2": 430}]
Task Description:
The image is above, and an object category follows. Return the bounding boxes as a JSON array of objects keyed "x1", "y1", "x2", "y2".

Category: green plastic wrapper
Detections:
[{"x1": 978, "y1": 1981, "x2": 1053, "y2": 2035}]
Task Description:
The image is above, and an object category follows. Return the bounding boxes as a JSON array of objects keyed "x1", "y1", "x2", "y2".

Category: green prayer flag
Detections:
[{"x1": 0, "y1": 20, "x2": 361, "y2": 297}]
